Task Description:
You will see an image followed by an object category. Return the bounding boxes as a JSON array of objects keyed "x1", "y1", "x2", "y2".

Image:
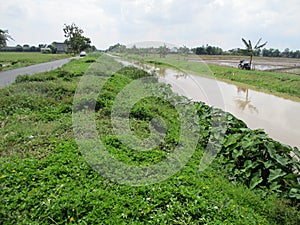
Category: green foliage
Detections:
[
  {"x1": 1, "y1": 55, "x2": 300, "y2": 224},
  {"x1": 2, "y1": 141, "x2": 300, "y2": 224},
  {"x1": 219, "y1": 119, "x2": 300, "y2": 200},
  {"x1": 241, "y1": 38, "x2": 267, "y2": 68},
  {"x1": 47, "y1": 44, "x2": 57, "y2": 54},
  {"x1": 63, "y1": 23, "x2": 91, "y2": 54},
  {"x1": 209, "y1": 65, "x2": 300, "y2": 99},
  {"x1": 0, "y1": 29, "x2": 14, "y2": 48},
  {"x1": 192, "y1": 99, "x2": 300, "y2": 201},
  {"x1": 193, "y1": 45, "x2": 223, "y2": 55},
  {"x1": 158, "y1": 44, "x2": 169, "y2": 58},
  {"x1": 14, "y1": 69, "x2": 83, "y2": 84}
]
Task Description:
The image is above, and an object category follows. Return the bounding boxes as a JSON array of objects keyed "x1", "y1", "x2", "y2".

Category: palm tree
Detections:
[
  {"x1": 241, "y1": 38, "x2": 267, "y2": 69},
  {"x1": 158, "y1": 44, "x2": 169, "y2": 58}
]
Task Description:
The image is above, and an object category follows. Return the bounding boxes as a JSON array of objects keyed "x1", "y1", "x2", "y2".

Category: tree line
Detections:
[
  {"x1": 0, "y1": 24, "x2": 94, "y2": 54},
  {"x1": 0, "y1": 44, "x2": 57, "y2": 53},
  {"x1": 228, "y1": 47, "x2": 300, "y2": 58},
  {"x1": 108, "y1": 43, "x2": 300, "y2": 59},
  {"x1": 1, "y1": 27, "x2": 299, "y2": 58},
  {"x1": 192, "y1": 45, "x2": 223, "y2": 55},
  {"x1": 193, "y1": 45, "x2": 300, "y2": 58}
]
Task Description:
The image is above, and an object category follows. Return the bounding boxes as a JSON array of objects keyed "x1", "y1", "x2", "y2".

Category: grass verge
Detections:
[{"x1": 0, "y1": 52, "x2": 70, "y2": 71}]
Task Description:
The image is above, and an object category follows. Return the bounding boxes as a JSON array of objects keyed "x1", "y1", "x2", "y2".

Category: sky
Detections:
[{"x1": 1, "y1": 0, "x2": 299, "y2": 51}]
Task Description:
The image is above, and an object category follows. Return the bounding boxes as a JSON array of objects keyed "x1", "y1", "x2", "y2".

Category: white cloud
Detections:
[{"x1": 0, "y1": 0, "x2": 299, "y2": 50}]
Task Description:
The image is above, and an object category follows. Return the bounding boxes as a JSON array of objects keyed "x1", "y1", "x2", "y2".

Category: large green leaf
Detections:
[
  {"x1": 232, "y1": 149, "x2": 243, "y2": 159},
  {"x1": 292, "y1": 147, "x2": 300, "y2": 159},
  {"x1": 289, "y1": 188, "x2": 300, "y2": 200},
  {"x1": 268, "y1": 169, "x2": 286, "y2": 183},
  {"x1": 274, "y1": 155, "x2": 290, "y2": 167},
  {"x1": 244, "y1": 160, "x2": 254, "y2": 170},
  {"x1": 266, "y1": 143, "x2": 289, "y2": 166},
  {"x1": 263, "y1": 160, "x2": 273, "y2": 169},
  {"x1": 243, "y1": 160, "x2": 259, "y2": 172},
  {"x1": 269, "y1": 181, "x2": 282, "y2": 191},
  {"x1": 249, "y1": 171, "x2": 263, "y2": 189},
  {"x1": 223, "y1": 134, "x2": 240, "y2": 148}
]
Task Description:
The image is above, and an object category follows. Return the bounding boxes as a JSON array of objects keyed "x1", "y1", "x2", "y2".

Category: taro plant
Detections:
[{"x1": 219, "y1": 113, "x2": 300, "y2": 201}]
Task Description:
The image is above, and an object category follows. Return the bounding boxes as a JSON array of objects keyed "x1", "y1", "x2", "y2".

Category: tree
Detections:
[
  {"x1": 281, "y1": 48, "x2": 290, "y2": 58},
  {"x1": 241, "y1": 38, "x2": 267, "y2": 69},
  {"x1": 108, "y1": 43, "x2": 126, "y2": 53},
  {"x1": 0, "y1": 29, "x2": 14, "y2": 48},
  {"x1": 158, "y1": 44, "x2": 169, "y2": 58},
  {"x1": 16, "y1": 45, "x2": 23, "y2": 52},
  {"x1": 63, "y1": 23, "x2": 91, "y2": 54},
  {"x1": 192, "y1": 45, "x2": 223, "y2": 55},
  {"x1": 193, "y1": 46, "x2": 207, "y2": 55},
  {"x1": 178, "y1": 45, "x2": 190, "y2": 60},
  {"x1": 47, "y1": 44, "x2": 57, "y2": 54}
]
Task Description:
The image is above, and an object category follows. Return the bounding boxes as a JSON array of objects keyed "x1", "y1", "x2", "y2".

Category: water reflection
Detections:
[
  {"x1": 235, "y1": 88, "x2": 258, "y2": 113},
  {"x1": 174, "y1": 71, "x2": 187, "y2": 79},
  {"x1": 156, "y1": 67, "x2": 167, "y2": 77},
  {"x1": 156, "y1": 68, "x2": 300, "y2": 149}
]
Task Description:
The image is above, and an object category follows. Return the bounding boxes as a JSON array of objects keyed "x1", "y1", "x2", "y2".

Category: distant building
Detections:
[
  {"x1": 170, "y1": 47, "x2": 178, "y2": 53},
  {"x1": 40, "y1": 47, "x2": 51, "y2": 54},
  {"x1": 52, "y1": 42, "x2": 67, "y2": 53}
]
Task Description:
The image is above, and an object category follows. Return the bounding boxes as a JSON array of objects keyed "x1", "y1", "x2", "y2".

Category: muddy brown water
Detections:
[
  {"x1": 158, "y1": 68, "x2": 300, "y2": 149},
  {"x1": 114, "y1": 56, "x2": 300, "y2": 149}
]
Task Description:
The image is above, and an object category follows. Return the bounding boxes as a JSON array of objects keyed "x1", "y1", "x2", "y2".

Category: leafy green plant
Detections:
[{"x1": 218, "y1": 113, "x2": 300, "y2": 201}]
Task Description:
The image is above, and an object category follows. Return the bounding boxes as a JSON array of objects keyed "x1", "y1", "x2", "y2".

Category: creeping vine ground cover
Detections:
[{"x1": 0, "y1": 53, "x2": 299, "y2": 224}]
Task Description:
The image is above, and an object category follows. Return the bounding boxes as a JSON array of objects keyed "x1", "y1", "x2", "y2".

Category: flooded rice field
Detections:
[{"x1": 190, "y1": 56, "x2": 300, "y2": 73}]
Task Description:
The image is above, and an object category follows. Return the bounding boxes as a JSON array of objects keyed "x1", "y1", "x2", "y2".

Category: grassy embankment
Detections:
[
  {"x1": 0, "y1": 52, "x2": 70, "y2": 71},
  {"x1": 124, "y1": 54, "x2": 300, "y2": 101},
  {"x1": 1, "y1": 53, "x2": 300, "y2": 224}
]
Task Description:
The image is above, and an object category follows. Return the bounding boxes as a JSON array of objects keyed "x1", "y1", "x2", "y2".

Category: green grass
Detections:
[
  {"x1": 209, "y1": 65, "x2": 300, "y2": 99},
  {"x1": 123, "y1": 54, "x2": 300, "y2": 101},
  {"x1": 0, "y1": 52, "x2": 70, "y2": 71},
  {"x1": 1, "y1": 53, "x2": 300, "y2": 224}
]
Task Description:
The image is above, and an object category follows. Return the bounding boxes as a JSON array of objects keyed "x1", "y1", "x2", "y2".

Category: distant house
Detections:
[
  {"x1": 170, "y1": 47, "x2": 178, "y2": 53},
  {"x1": 40, "y1": 47, "x2": 51, "y2": 54},
  {"x1": 52, "y1": 42, "x2": 67, "y2": 53}
]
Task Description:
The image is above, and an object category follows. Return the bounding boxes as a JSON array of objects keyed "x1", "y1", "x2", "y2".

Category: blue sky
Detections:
[{"x1": 1, "y1": 0, "x2": 299, "y2": 50}]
